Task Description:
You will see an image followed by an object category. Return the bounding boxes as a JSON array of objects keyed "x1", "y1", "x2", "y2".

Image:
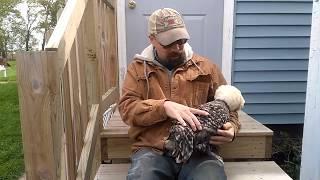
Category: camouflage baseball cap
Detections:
[{"x1": 148, "y1": 8, "x2": 190, "y2": 46}]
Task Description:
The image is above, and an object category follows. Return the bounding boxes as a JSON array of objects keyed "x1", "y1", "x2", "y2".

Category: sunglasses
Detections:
[{"x1": 159, "y1": 39, "x2": 188, "y2": 49}]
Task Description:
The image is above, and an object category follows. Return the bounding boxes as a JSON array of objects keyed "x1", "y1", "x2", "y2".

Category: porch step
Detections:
[
  {"x1": 101, "y1": 110, "x2": 273, "y2": 161},
  {"x1": 95, "y1": 161, "x2": 292, "y2": 180}
]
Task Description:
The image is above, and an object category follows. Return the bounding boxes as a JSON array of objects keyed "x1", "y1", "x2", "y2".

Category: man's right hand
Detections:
[{"x1": 163, "y1": 101, "x2": 209, "y2": 131}]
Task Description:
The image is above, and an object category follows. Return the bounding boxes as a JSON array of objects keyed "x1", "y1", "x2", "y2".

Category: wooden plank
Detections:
[
  {"x1": 83, "y1": 0, "x2": 100, "y2": 108},
  {"x1": 98, "y1": 86, "x2": 119, "y2": 163},
  {"x1": 105, "y1": 0, "x2": 118, "y2": 91},
  {"x1": 98, "y1": 87, "x2": 119, "y2": 118},
  {"x1": 101, "y1": 0, "x2": 114, "y2": 10},
  {"x1": 220, "y1": 136, "x2": 272, "y2": 159},
  {"x1": 104, "y1": 136, "x2": 272, "y2": 160},
  {"x1": 75, "y1": 13, "x2": 90, "y2": 136},
  {"x1": 77, "y1": 88, "x2": 118, "y2": 179},
  {"x1": 46, "y1": 0, "x2": 88, "y2": 51},
  {"x1": 76, "y1": 104, "x2": 99, "y2": 180},
  {"x1": 95, "y1": 0, "x2": 107, "y2": 97},
  {"x1": 70, "y1": 32, "x2": 84, "y2": 167},
  {"x1": 62, "y1": 59, "x2": 76, "y2": 179},
  {"x1": 16, "y1": 52, "x2": 57, "y2": 179},
  {"x1": 95, "y1": 0, "x2": 118, "y2": 94},
  {"x1": 101, "y1": 110, "x2": 273, "y2": 160},
  {"x1": 102, "y1": 110, "x2": 273, "y2": 137},
  {"x1": 300, "y1": 2, "x2": 320, "y2": 180},
  {"x1": 95, "y1": 161, "x2": 292, "y2": 180},
  {"x1": 76, "y1": 87, "x2": 118, "y2": 179},
  {"x1": 46, "y1": 51, "x2": 66, "y2": 180},
  {"x1": 225, "y1": 161, "x2": 292, "y2": 180},
  {"x1": 90, "y1": 134, "x2": 102, "y2": 180},
  {"x1": 45, "y1": 0, "x2": 91, "y2": 108}
]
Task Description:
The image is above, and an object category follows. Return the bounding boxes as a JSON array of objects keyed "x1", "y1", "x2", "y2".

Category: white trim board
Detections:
[
  {"x1": 117, "y1": 0, "x2": 127, "y2": 95},
  {"x1": 117, "y1": 1, "x2": 236, "y2": 90},
  {"x1": 222, "y1": 0, "x2": 235, "y2": 84},
  {"x1": 300, "y1": 1, "x2": 320, "y2": 180}
]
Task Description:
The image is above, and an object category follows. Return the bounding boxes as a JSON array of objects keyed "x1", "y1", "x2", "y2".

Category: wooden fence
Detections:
[{"x1": 16, "y1": 0, "x2": 118, "y2": 179}]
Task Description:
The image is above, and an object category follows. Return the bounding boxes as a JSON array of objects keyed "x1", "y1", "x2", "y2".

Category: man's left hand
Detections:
[{"x1": 209, "y1": 122, "x2": 235, "y2": 145}]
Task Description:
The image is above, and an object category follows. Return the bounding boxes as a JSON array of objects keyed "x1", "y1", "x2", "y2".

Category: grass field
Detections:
[{"x1": 0, "y1": 61, "x2": 25, "y2": 179}]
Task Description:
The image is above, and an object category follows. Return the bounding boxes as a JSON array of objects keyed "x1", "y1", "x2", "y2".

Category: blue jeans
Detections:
[{"x1": 127, "y1": 148, "x2": 227, "y2": 180}]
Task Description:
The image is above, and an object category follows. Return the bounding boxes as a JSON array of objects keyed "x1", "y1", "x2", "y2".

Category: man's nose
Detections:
[{"x1": 171, "y1": 44, "x2": 183, "y2": 51}]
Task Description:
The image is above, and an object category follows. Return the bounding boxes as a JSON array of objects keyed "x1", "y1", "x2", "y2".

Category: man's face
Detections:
[{"x1": 150, "y1": 36, "x2": 187, "y2": 68}]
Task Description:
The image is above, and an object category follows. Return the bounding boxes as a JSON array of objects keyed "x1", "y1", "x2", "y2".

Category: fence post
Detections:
[{"x1": 16, "y1": 51, "x2": 62, "y2": 180}]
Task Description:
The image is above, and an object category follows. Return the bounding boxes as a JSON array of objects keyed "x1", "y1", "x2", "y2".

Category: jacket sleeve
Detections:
[
  {"x1": 118, "y1": 64, "x2": 168, "y2": 127},
  {"x1": 208, "y1": 64, "x2": 241, "y2": 133}
]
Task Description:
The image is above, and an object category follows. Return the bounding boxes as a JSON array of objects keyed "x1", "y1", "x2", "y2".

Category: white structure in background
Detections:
[
  {"x1": 0, "y1": 65, "x2": 7, "y2": 77},
  {"x1": 300, "y1": 1, "x2": 320, "y2": 180}
]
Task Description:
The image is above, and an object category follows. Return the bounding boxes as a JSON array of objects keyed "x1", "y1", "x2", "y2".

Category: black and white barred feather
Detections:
[
  {"x1": 164, "y1": 85, "x2": 245, "y2": 163},
  {"x1": 165, "y1": 100, "x2": 230, "y2": 163}
]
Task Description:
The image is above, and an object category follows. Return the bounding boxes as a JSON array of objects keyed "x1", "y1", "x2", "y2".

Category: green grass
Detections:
[
  {"x1": 0, "y1": 61, "x2": 17, "y2": 82},
  {"x1": 0, "y1": 61, "x2": 25, "y2": 179}
]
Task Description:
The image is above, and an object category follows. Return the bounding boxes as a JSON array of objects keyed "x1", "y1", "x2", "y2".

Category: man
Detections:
[{"x1": 118, "y1": 8, "x2": 240, "y2": 180}]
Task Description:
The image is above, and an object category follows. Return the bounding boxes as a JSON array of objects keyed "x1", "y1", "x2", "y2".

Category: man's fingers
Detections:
[
  {"x1": 189, "y1": 108, "x2": 209, "y2": 116},
  {"x1": 185, "y1": 110, "x2": 202, "y2": 131},
  {"x1": 181, "y1": 112, "x2": 197, "y2": 131},
  {"x1": 210, "y1": 135, "x2": 232, "y2": 144},
  {"x1": 174, "y1": 111, "x2": 186, "y2": 126},
  {"x1": 216, "y1": 129, "x2": 233, "y2": 138},
  {"x1": 222, "y1": 122, "x2": 233, "y2": 129}
]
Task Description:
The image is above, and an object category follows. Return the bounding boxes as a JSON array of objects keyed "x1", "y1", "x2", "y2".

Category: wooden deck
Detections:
[
  {"x1": 95, "y1": 161, "x2": 292, "y2": 180},
  {"x1": 98, "y1": 110, "x2": 293, "y2": 179},
  {"x1": 101, "y1": 110, "x2": 273, "y2": 161}
]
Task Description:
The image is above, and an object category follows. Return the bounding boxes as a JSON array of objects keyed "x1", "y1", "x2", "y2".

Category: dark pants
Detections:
[{"x1": 127, "y1": 148, "x2": 227, "y2": 180}]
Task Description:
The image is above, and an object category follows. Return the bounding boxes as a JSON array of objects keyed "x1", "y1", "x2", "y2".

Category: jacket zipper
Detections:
[{"x1": 168, "y1": 70, "x2": 172, "y2": 99}]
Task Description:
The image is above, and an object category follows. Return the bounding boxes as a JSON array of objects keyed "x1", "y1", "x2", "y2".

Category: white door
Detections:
[{"x1": 125, "y1": 0, "x2": 225, "y2": 68}]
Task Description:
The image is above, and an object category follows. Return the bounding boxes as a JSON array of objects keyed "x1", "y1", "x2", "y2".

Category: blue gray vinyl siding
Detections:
[{"x1": 233, "y1": 0, "x2": 313, "y2": 124}]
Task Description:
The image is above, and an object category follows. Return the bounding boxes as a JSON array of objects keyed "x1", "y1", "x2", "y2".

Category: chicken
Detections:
[{"x1": 164, "y1": 85, "x2": 245, "y2": 163}]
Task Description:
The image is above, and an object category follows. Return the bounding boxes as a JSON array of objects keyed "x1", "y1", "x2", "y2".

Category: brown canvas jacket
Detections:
[{"x1": 118, "y1": 43, "x2": 240, "y2": 153}]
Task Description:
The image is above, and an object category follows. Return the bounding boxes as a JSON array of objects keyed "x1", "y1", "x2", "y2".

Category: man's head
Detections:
[
  {"x1": 148, "y1": 8, "x2": 190, "y2": 46},
  {"x1": 148, "y1": 8, "x2": 190, "y2": 68}
]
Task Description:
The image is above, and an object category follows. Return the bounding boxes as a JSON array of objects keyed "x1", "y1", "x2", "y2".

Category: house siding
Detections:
[{"x1": 233, "y1": 0, "x2": 313, "y2": 124}]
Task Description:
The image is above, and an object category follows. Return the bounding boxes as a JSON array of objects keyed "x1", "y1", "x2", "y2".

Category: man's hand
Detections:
[
  {"x1": 163, "y1": 101, "x2": 209, "y2": 131},
  {"x1": 209, "y1": 122, "x2": 235, "y2": 145}
]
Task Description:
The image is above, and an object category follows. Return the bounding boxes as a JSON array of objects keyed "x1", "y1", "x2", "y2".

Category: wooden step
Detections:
[
  {"x1": 101, "y1": 110, "x2": 273, "y2": 161},
  {"x1": 95, "y1": 161, "x2": 292, "y2": 180}
]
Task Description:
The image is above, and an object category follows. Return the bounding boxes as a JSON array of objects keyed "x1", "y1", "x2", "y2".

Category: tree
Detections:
[
  {"x1": 36, "y1": 0, "x2": 65, "y2": 50},
  {"x1": 0, "y1": 0, "x2": 21, "y2": 57},
  {"x1": 0, "y1": 0, "x2": 65, "y2": 54},
  {"x1": 1, "y1": 0, "x2": 38, "y2": 53},
  {"x1": 0, "y1": 0, "x2": 20, "y2": 22},
  {"x1": 21, "y1": 0, "x2": 42, "y2": 51},
  {"x1": 3, "y1": 9, "x2": 33, "y2": 51}
]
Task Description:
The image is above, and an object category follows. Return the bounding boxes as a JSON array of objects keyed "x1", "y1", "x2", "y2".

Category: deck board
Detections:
[
  {"x1": 101, "y1": 110, "x2": 273, "y2": 160},
  {"x1": 102, "y1": 110, "x2": 273, "y2": 137},
  {"x1": 95, "y1": 161, "x2": 292, "y2": 180}
]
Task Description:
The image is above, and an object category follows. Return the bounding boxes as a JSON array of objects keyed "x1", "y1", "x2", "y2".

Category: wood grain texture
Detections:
[
  {"x1": 17, "y1": 52, "x2": 58, "y2": 179},
  {"x1": 95, "y1": 161, "x2": 292, "y2": 180},
  {"x1": 101, "y1": 110, "x2": 273, "y2": 160},
  {"x1": 76, "y1": 104, "x2": 99, "y2": 180}
]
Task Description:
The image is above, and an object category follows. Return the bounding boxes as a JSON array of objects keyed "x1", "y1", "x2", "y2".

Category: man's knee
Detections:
[
  {"x1": 127, "y1": 148, "x2": 177, "y2": 180},
  {"x1": 190, "y1": 160, "x2": 226, "y2": 180},
  {"x1": 127, "y1": 149, "x2": 157, "y2": 179}
]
